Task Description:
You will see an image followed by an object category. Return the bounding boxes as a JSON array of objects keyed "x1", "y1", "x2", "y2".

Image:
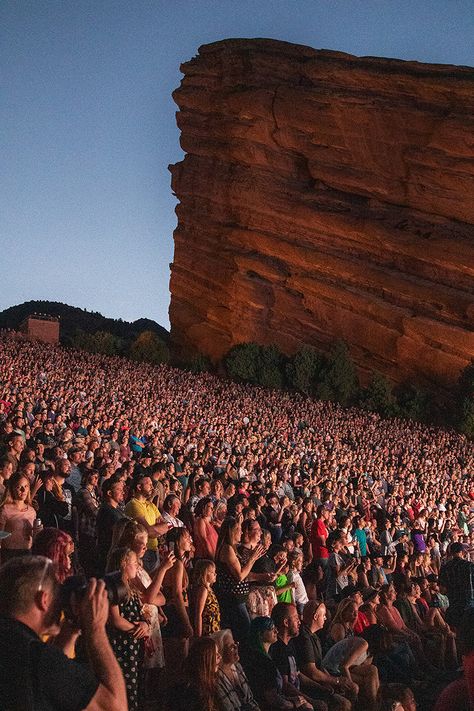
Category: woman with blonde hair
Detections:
[
  {"x1": 0, "y1": 472, "x2": 36, "y2": 562},
  {"x1": 115, "y1": 520, "x2": 172, "y2": 659},
  {"x1": 191, "y1": 559, "x2": 221, "y2": 636},
  {"x1": 106, "y1": 546, "x2": 150, "y2": 711},
  {"x1": 123, "y1": 521, "x2": 176, "y2": 703}
]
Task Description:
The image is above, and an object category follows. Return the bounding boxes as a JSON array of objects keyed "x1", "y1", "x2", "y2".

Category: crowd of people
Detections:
[{"x1": 0, "y1": 331, "x2": 473, "y2": 711}]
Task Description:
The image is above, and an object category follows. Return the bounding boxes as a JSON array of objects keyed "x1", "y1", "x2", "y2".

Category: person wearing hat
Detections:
[
  {"x1": 134, "y1": 449, "x2": 153, "y2": 479},
  {"x1": 439, "y1": 542, "x2": 474, "y2": 629}
]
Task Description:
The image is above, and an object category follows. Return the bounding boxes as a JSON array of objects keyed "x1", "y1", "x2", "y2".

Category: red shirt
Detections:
[
  {"x1": 354, "y1": 611, "x2": 370, "y2": 635},
  {"x1": 311, "y1": 518, "x2": 329, "y2": 559}
]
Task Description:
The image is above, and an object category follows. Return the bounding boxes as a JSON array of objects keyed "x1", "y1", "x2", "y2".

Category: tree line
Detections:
[
  {"x1": 70, "y1": 331, "x2": 474, "y2": 439},
  {"x1": 4, "y1": 300, "x2": 470, "y2": 437},
  {"x1": 222, "y1": 341, "x2": 474, "y2": 439}
]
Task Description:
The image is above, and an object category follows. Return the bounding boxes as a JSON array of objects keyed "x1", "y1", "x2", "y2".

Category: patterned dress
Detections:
[
  {"x1": 108, "y1": 593, "x2": 145, "y2": 711},
  {"x1": 201, "y1": 586, "x2": 221, "y2": 636}
]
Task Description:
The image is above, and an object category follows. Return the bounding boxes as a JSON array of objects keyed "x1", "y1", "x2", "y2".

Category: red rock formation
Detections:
[{"x1": 169, "y1": 38, "x2": 474, "y2": 386}]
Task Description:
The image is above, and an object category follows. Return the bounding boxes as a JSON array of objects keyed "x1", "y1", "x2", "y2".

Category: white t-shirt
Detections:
[{"x1": 291, "y1": 571, "x2": 309, "y2": 606}]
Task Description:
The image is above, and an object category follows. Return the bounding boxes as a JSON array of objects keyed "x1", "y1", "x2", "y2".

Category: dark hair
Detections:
[
  {"x1": 361, "y1": 624, "x2": 393, "y2": 655},
  {"x1": 271, "y1": 602, "x2": 294, "y2": 630},
  {"x1": 194, "y1": 496, "x2": 213, "y2": 518},
  {"x1": 268, "y1": 544, "x2": 285, "y2": 560},
  {"x1": 81, "y1": 468, "x2": 99, "y2": 487},
  {"x1": 166, "y1": 526, "x2": 189, "y2": 547},
  {"x1": 0, "y1": 455, "x2": 12, "y2": 470},
  {"x1": 102, "y1": 477, "x2": 121, "y2": 496},
  {"x1": 130, "y1": 475, "x2": 148, "y2": 492},
  {"x1": 151, "y1": 462, "x2": 166, "y2": 474},
  {"x1": 241, "y1": 517, "x2": 259, "y2": 540},
  {"x1": 6, "y1": 431, "x2": 23, "y2": 446},
  {"x1": 195, "y1": 477, "x2": 210, "y2": 493},
  {"x1": 39, "y1": 467, "x2": 54, "y2": 481},
  {"x1": 0, "y1": 556, "x2": 57, "y2": 616},
  {"x1": 215, "y1": 517, "x2": 239, "y2": 559},
  {"x1": 327, "y1": 528, "x2": 345, "y2": 549},
  {"x1": 247, "y1": 616, "x2": 275, "y2": 656}
]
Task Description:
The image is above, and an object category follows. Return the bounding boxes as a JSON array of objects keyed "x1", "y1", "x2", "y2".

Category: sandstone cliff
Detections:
[{"x1": 169, "y1": 39, "x2": 474, "y2": 386}]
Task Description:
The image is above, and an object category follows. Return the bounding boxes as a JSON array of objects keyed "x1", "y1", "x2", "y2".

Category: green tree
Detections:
[
  {"x1": 455, "y1": 360, "x2": 474, "y2": 437},
  {"x1": 458, "y1": 397, "x2": 474, "y2": 439},
  {"x1": 314, "y1": 382, "x2": 334, "y2": 401},
  {"x1": 224, "y1": 343, "x2": 260, "y2": 383},
  {"x1": 458, "y1": 360, "x2": 474, "y2": 397},
  {"x1": 257, "y1": 345, "x2": 285, "y2": 389},
  {"x1": 318, "y1": 340, "x2": 359, "y2": 404},
  {"x1": 130, "y1": 331, "x2": 169, "y2": 364},
  {"x1": 188, "y1": 353, "x2": 213, "y2": 374},
  {"x1": 93, "y1": 330, "x2": 123, "y2": 356},
  {"x1": 287, "y1": 346, "x2": 325, "y2": 395},
  {"x1": 72, "y1": 329, "x2": 122, "y2": 355},
  {"x1": 72, "y1": 329, "x2": 96, "y2": 352},
  {"x1": 359, "y1": 372, "x2": 396, "y2": 417},
  {"x1": 395, "y1": 382, "x2": 430, "y2": 422}
]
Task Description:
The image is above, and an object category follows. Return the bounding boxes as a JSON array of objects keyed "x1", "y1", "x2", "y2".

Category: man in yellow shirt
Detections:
[{"x1": 124, "y1": 476, "x2": 170, "y2": 572}]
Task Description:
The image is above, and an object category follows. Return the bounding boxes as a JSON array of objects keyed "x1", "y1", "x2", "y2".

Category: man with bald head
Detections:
[{"x1": 293, "y1": 600, "x2": 356, "y2": 711}]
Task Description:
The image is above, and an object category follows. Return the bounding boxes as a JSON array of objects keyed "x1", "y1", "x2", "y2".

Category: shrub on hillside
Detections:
[
  {"x1": 394, "y1": 382, "x2": 431, "y2": 423},
  {"x1": 257, "y1": 345, "x2": 286, "y2": 389},
  {"x1": 130, "y1": 330, "x2": 169, "y2": 365},
  {"x1": 188, "y1": 353, "x2": 213, "y2": 374},
  {"x1": 317, "y1": 340, "x2": 359, "y2": 404},
  {"x1": 358, "y1": 372, "x2": 397, "y2": 417},
  {"x1": 287, "y1": 346, "x2": 325, "y2": 395},
  {"x1": 225, "y1": 343, "x2": 261, "y2": 383},
  {"x1": 455, "y1": 360, "x2": 474, "y2": 438},
  {"x1": 72, "y1": 329, "x2": 123, "y2": 356}
]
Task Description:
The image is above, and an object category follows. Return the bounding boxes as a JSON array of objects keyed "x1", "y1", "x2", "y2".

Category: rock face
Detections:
[{"x1": 169, "y1": 38, "x2": 474, "y2": 386}]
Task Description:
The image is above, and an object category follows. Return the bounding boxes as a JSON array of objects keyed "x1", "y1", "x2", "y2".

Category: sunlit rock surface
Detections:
[{"x1": 169, "y1": 39, "x2": 474, "y2": 385}]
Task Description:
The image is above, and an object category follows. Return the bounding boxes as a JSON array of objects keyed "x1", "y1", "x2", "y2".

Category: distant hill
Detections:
[{"x1": 0, "y1": 301, "x2": 169, "y2": 345}]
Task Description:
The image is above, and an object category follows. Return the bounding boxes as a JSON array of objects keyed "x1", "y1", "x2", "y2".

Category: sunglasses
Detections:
[{"x1": 37, "y1": 558, "x2": 53, "y2": 593}]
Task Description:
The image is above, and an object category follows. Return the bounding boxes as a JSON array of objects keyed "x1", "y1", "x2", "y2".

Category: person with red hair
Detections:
[
  {"x1": 31, "y1": 527, "x2": 77, "y2": 656},
  {"x1": 32, "y1": 527, "x2": 75, "y2": 584}
]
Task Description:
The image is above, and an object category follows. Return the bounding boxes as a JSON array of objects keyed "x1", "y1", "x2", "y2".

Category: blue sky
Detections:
[{"x1": 1, "y1": 1, "x2": 473, "y2": 328}]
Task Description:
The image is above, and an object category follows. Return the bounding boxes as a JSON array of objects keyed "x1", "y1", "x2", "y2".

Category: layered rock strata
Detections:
[{"x1": 169, "y1": 38, "x2": 474, "y2": 386}]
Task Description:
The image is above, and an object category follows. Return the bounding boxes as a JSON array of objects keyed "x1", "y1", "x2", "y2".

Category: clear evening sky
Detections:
[{"x1": 2, "y1": 1, "x2": 473, "y2": 329}]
